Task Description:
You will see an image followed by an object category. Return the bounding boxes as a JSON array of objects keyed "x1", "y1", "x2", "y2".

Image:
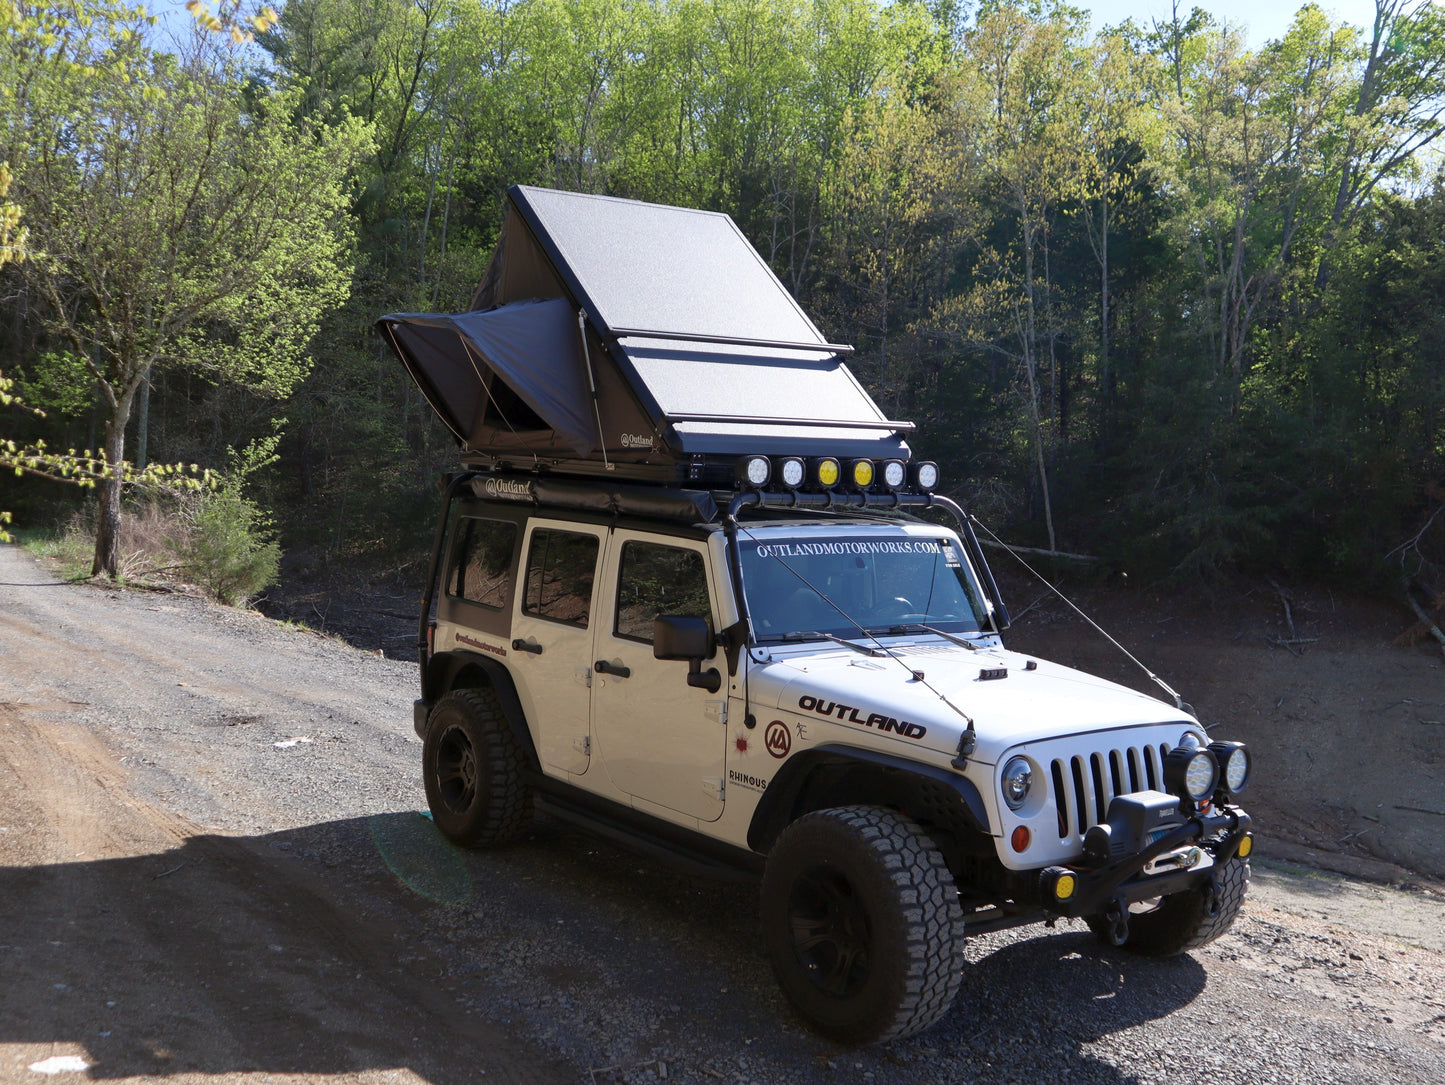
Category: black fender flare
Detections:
[
  {"x1": 747, "y1": 743, "x2": 991, "y2": 854},
  {"x1": 422, "y1": 650, "x2": 540, "y2": 772}
]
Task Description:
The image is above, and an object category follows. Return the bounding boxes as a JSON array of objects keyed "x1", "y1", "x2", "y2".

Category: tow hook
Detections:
[
  {"x1": 1202, "y1": 871, "x2": 1223, "y2": 919},
  {"x1": 1102, "y1": 898, "x2": 1130, "y2": 946}
]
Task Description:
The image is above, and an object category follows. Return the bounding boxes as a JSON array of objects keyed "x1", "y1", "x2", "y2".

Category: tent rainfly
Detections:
[{"x1": 377, "y1": 185, "x2": 913, "y2": 485}]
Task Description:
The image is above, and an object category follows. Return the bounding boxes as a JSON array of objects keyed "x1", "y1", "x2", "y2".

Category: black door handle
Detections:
[
  {"x1": 511, "y1": 639, "x2": 543, "y2": 655},
  {"x1": 594, "y1": 659, "x2": 631, "y2": 678}
]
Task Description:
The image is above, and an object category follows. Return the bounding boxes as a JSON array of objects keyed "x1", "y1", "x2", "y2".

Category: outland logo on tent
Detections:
[
  {"x1": 483, "y1": 477, "x2": 534, "y2": 500},
  {"x1": 620, "y1": 433, "x2": 657, "y2": 450}
]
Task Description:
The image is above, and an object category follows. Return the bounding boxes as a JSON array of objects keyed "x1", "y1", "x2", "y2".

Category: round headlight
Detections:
[
  {"x1": 777, "y1": 456, "x2": 805, "y2": 489},
  {"x1": 912, "y1": 461, "x2": 939, "y2": 492},
  {"x1": 1164, "y1": 746, "x2": 1218, "y2": 802},
  {"x1": 880, "y1": 459, "x2": 906, "y2": 490},
  {"x1": 1001, "y1": 756, "x2": 1033, "y2": 811},
  {"x1": 1178, "y1": 730, "x2": 1205, "y2": 749},
  {"x1": 1209, "y1": 741, "x2": 1250, "y2": 795}
]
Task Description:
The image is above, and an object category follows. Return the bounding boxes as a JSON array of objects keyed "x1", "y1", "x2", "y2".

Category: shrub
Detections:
[{"x1": 176, "y1": 485, "x2": 281, "y2": 606}]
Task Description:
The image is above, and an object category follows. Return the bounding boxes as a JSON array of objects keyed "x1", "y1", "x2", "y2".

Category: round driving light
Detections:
[
  {"x1": 776, "y1": 456, "x2": 805, "y2": 489},
  {"x1": 1237, "y1": 834, "x2": 1254, "y2": 858},
  {"x1": 1209, "y1": 740, "x2": 1251, "y2": 794},
  {"x1": 1054, "y1": 872, "x2": 1077, "y2": 900},
  {"x1": 1164, "y1": 746, "x2": 1218, "y2": 803},
  {"x1": 847, "y1": 459, "x2": 875, "y2": 489},
  {"x1": 1010, "y1": 825, "x2": 1031, "y2": 853},
  {"x1": 735, "y1": 455, "x2": 770, "y2": 489},
  {"x1": 880, "y1": 459, "x2": 906, "y2": 490},
  {"x1": 1001, "y1": 756, "x2": 1033, "y2": 810},
  {"x1": 912, "y1": 461, "x2": 939, "y2": 492},
  {"x1": 812, "y1": 457, "x2": 841, "y2": 489}
]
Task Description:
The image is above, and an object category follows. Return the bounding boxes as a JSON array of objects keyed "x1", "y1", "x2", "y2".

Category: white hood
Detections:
[{"x1": 748, "y1": 638, "x2": 1190, "y2": 764}]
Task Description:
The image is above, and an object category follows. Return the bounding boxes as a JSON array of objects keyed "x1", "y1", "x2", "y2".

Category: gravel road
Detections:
[{"x1": 2, "y1": 542, "x2": 1443, "y2": 1085}]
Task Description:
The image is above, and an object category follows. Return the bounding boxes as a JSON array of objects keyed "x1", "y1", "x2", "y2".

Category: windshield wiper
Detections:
[
  {"x1": 866, "y1": 623, "x2": 981, "y2": 651},
  {"x1": 775, "y1": 630, "x2": 887, "y2": 657}
]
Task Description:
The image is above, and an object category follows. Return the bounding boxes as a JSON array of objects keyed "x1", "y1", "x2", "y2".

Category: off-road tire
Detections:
[
  {"x1": 1087, "y1": 857, "x2": 1250, "y2": 956},
  {"x1": 423, "y1": 688, "x2": 532, "y2": 847},
  {"x1": 761, "y1": 805, "x2": 966, "y2": 1045}
]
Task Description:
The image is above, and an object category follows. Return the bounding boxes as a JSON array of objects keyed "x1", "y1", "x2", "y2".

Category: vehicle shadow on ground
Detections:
[
  {"x1": 0, "y1": 814, "x2": 568, "y2": 1083},
  {"x1": 0, "y1": 812, "x2": 1209, "y2": 1084}
]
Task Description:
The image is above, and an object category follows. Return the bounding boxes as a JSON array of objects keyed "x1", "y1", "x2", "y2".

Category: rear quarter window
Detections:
[{"x1": 448, "y1": 518, "x2": 518, "y2": 609}]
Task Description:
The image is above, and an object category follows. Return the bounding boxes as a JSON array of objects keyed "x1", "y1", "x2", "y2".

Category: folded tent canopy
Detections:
[{"x1": 376, "y1": 185, "x2": 913, "y2": 484}]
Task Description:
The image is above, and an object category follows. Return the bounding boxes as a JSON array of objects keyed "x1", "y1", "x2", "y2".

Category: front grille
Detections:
[{"x1": 1049, "y1": 743, "x2": 1169, "y2": 840}]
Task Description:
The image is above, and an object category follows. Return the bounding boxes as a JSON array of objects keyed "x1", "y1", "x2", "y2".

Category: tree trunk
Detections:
[
  {"x1": 135, "y1": 364, "x2": 151, "y2": 470},
  {"x1": 91, "y1": 417, "x2": 126, "y2": 578},
  {"x1": 91, "y1": 387, "x2": 136, "y2": 579}
]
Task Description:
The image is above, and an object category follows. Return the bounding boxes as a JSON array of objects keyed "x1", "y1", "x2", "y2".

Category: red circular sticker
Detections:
[{"x1": 764, "y1": 720, "x2": 792, "y2": 759}]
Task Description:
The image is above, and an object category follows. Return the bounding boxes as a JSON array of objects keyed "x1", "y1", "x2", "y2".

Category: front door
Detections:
[
  {"x1": 508, "y1": 519, "x2": 605, "y2": 777},
  {"x1": 591, "y1": 533, "x2": 727, "y2": 822}
]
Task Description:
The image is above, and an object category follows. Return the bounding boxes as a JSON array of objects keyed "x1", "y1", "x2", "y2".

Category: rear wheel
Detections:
[
  {"x1": 422, "y1": 688, "x2": 532, "y2": 846},
  {"x1": 761, "y1": 806, "x2": 966, "y2": 1045},
  {"x1": 1087, "y1": 857, "x2": 1250, "y2": 956}
]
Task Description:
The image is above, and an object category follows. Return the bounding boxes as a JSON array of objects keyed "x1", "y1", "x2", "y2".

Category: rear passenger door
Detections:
[
  {"x1": 591, "y1": 533, "x2": 727, "y2": 822},
  {"x1": 508, "y1": 519, "x2": 605, "y2": 777}
]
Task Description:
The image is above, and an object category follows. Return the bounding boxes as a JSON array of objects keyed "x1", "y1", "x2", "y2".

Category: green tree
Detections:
[{"x1": 1, "y1": 7, "x2": 370, "y2": 577}]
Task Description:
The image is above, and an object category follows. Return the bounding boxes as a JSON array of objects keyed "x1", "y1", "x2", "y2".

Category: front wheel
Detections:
[
  {"x1": 761, "y1": 806, "x2": 966, "y2": 1045},
  {"x1": 1086, "y1": 857, "x2": 1250, "y2": 956}
]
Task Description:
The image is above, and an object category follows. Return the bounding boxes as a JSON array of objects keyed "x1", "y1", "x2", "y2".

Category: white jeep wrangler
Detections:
[
  {"x1": 410, "y1": 468, "x2": 1253, "y2": 1044},
  {"x1": 380, "y1": 185, "x2": 1253, "y2": 1044}
]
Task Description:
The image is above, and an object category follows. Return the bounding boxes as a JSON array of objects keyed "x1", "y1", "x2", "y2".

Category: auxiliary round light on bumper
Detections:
[
  {"x1": 1039, "y1": 866, "x2": 1077, "y2": 903},
  {"x1": 1164, "y1": 745, "x2": 1219, "y2": 804},
  {"x1": 1209, "y1": 740, "x2": 1251, "y2": 796}
]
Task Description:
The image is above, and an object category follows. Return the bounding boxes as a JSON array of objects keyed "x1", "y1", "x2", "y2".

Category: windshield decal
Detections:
[
  {"x1": 755, "y1": 540, "x2": 938, "y2": 558},
  {"x1": 797, "y1": 694, "x2": 927, "y2": 740}
]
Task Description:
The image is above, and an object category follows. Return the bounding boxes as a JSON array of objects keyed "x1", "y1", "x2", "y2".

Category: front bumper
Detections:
[{"x1": 1027, "y1": 804, "x2": 1252, "y2": 918}]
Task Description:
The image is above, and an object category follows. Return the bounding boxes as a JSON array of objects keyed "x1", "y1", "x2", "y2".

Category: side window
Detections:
[
  {"x1": 614, "y1": 542, "x2": 711, "y2": 643},
  {"x1": 522, "y1": 528, "x2": 599, "y2": 627},
  {"x1": 449, "y1": 518, "x2": 518, "y2": 609}
]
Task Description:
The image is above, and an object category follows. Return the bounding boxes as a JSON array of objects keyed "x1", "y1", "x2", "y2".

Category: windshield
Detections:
[{"x1": 739, "y1": 534, "x2": 991, "y2": 641}]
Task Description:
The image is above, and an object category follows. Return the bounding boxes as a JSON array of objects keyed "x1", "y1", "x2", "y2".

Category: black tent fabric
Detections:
[{"x1": 379, "y1": 298, "x2": 599, "y2": 456}]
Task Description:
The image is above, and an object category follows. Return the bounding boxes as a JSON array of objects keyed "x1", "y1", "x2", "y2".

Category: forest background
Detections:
[{"x1": 2, "y1": 0, "x2": 1443, "y2": 600}]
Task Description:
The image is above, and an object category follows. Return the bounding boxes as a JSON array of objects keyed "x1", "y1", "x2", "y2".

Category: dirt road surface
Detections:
[{"x1": 3, "y1": 543, "x2": 1444, "y2": 1084}]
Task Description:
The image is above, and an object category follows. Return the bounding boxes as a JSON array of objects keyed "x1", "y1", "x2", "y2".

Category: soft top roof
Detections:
[{"x1": 377, "y1": 186, "x2": 911, "y2": 481}]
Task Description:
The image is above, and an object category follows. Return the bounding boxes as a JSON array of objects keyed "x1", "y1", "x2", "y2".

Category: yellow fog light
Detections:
[
  {"x1": 1054, "y1": 873, "x2": 1077, "y2": 901},
  {"x1": 848, "y1": 458, "x2": 875, "y2": 489},
  {"x1": 812, "y1": 457, "x2": 841, "y2": 489},
  {"x1": 1237, "y1": 834, "x2": 1253, "y2": 859}
]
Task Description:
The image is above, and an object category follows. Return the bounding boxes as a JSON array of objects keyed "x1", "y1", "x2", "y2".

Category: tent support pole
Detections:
[{"x1": 578, "y1": 310, "x2": 612, "y2": 471}]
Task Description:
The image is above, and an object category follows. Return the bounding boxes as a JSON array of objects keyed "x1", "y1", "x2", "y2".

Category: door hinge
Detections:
[
  {"x1": 704, "y1": 700, "x2": 728, "y2": 725},
  {"x1": 574, "y1": 666, "x2": 592, "y2": 688},
  {"x1": 573, "y1": 735, "x2": 591, "y2": 756},
  {"x1": 702, "y1": 776, "x2": 724, "y2": 802}
]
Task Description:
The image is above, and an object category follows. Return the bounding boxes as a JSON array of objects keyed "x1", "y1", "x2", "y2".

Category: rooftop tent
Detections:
[{"x1": 377, "y1": 185, "x2": 912, "y2": 481}]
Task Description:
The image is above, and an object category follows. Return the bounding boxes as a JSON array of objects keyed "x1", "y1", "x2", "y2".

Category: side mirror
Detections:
[
  {"x1": 653, "y1": 615, "x2": 714, "y2": 661},
  {"x1": 653, "y1": 616, "x2": 721, "y2": 693}
]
